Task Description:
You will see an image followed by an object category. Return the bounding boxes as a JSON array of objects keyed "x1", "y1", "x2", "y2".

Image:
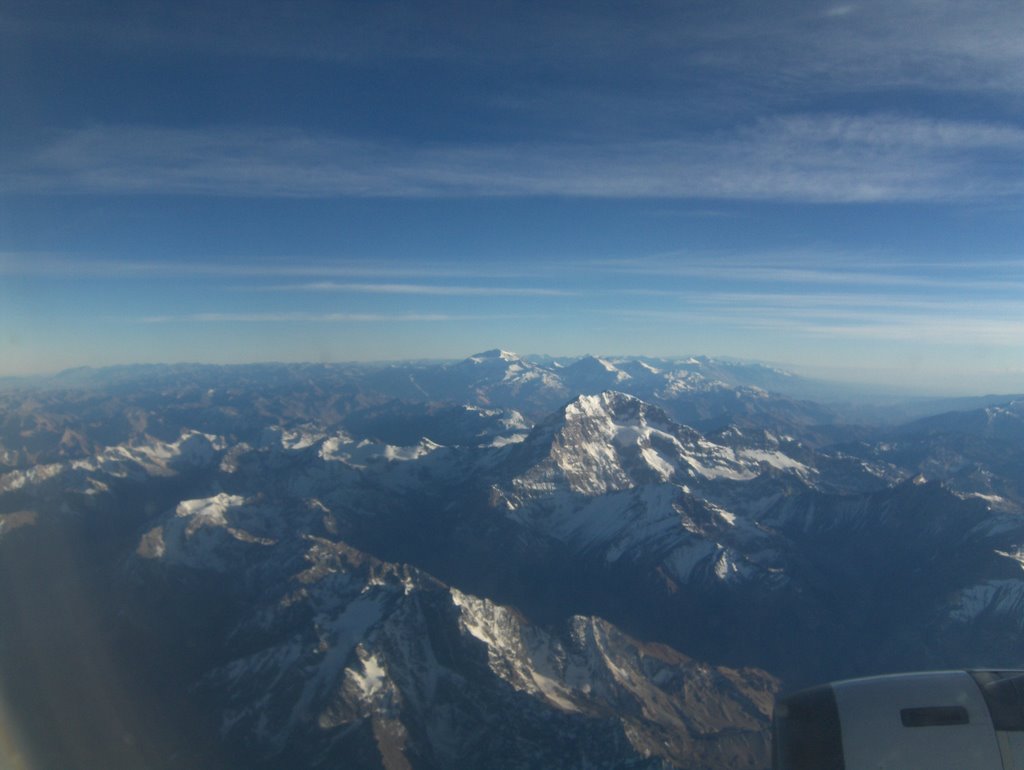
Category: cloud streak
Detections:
[
  {"x1": 247, "y1": 282, "x2": 575, "y2": 296},
  {"x1": 618, "y1": 289, "x2": 1024, "y2": 315},
  {"x1": 6, "y1": 114, "x2": 1023, "y2": 203},
  {"x1": 139, "y1": 312, "x2": 510, "y2": 323},
  {"x1": 590, "y1": 249, "x2": 1024, "y2": 299},
  {"x1": 0, "y1": 253, "x2": 553, "y2": 280},
  {"x1": 608, "y1": 308, "x2": 1024, "y2": 346},
  {"x1": 602, "y1": 264, "x2": 1024, "y2": 293}
]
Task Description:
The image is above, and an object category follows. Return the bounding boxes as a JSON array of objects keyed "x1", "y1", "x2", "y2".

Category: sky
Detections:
[{"x1": 0, "y1": 0, "x2": 1022, "y2": 394}]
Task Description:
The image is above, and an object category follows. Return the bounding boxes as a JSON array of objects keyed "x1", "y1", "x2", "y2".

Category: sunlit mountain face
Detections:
[{"x1": 2, "y1": 354, "x2": 1022, "y2": 769}]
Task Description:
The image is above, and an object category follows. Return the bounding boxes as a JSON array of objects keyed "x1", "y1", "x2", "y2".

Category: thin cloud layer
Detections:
[
  {"x1": 596, "y1": 259, "x2": 1024, "y2": 293},
  {"x1": 249, "y1": 282, "x2": 574, "y2": 296},
  {"x1": 609, "y1": 309, "x2": 1024, "y2": 346},
  {"x1": 0, "y1": 254, "x2": 549, "y2": 280},
  {"x1": 140, "y1": 312, "x2": 501, "y2": 323},
  {"x1": 6, "y1": 115, "x2": 1022, "y2": 202}
]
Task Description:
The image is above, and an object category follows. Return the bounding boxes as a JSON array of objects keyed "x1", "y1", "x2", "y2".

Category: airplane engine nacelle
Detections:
[{"x1": 773, "y1": 670, "x2": 1024, "y2": 770}]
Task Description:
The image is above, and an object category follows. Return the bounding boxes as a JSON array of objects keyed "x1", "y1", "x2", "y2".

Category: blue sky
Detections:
[{"x1": 1, "y1": 0, "x2": 1022, "y2": 394}]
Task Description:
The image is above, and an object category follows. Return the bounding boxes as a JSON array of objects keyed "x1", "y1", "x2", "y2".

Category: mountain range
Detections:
[{"x1": 1, "y1": 351, "x2": 1022, "y2": 769}]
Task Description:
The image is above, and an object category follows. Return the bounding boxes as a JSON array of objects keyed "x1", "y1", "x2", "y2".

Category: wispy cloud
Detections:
[
  {"x1": 596, "y1": 261, "x2": 1024, "y2": 348},
  {"x1": 139, "y1": 312, "x2": 509, "y2": 323},
  {"x1": 595, "y1": 259, "x2": 1024, "y2": 293},
  {"x1": 772, "y1": 292, "x2": 1023, "y2": 316},
  {"x1": 5, "y1": 114, "x2": 1022, "y2": 202},
  {"x1": 823, "y1": 5, "x2": 857, "y2": 18},
  {"x1": 246, "y1": 282, "x2": 575, "y2": 296},
  {"x1": 616, "y1": 289, "x2": 1024, "y2": 315},
  {"x1": 745, "y1": 317, "x2": 1024, "y2": 345},
  {"x1": 0, "y1": 253, "x2": 552, "y2": 280},
  {"x1": 607, "y1": 308, "x2": 1024, "y2": 346}
]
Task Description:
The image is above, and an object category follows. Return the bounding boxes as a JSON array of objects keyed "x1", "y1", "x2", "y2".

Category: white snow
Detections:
[
  {"x1": 683, "y1": 453, "x2": 756, "y2": 481},
  {"x1": 488, "y1": 433, "x2": 528, "y2": 447},
  {"x1": 320, "y1": 435, "x2": 442, "y2": 467},
  {"x1": 467, "y1": 349, "x2": 519, "y2": 363},
  {"x1": 715, "y1": 507, "x2": 737, "y2": 526},
  {"x1": 0, "y1": 463, "x2": 63, "y2": 491},
  {"x1": 968, "y1": 492, "x2": 1008, "y2": 505},
  {"x1": 451, "y1": 588, "x2": 581, "y2": 712},
  {"x1": 348, "y1": 651, "x2": 387, "y2": 699},
  {"x1": 54, "y1": 431, "x2": 224, "y2": 483},
  {"x1": 175, "y1": 493, "x2": 246, "y2": 525},
  {"x1": 565, "y1": 393, "x2": 609, "y2": 420},
  {"x1": 640, "y1": 446, "x2": 675, "y2": 481},
  {"x1": 288, "y1": 594, "x2": 386, "y2": 726},
  {"x1": 280, "y1": 428, "x2": 326, "y2": 450},
  {"x1": 663, "y1": 541, "x2": 716, "y2": 582},
  {"x1": 713, "y1": 551, "x2": 736, "y2": 579},
  {"x1": 739, "y1": 448, "x2": 813, "y2": 476},
  {"x1": 995, "y1": 548, "x2": 1024, "y2": 571}
]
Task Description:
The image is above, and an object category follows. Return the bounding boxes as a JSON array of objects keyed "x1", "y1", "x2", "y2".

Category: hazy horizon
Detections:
[{"x1": 4, "y1": 348, "x2": 1023, "y2": 401}]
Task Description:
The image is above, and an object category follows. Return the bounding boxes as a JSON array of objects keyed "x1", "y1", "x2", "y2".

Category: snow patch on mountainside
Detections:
[
  {"x1": 466, "y1": 349, "x2": 519, "y2": 364},
  {"x1": 320, "y1": 435, "x2": 442, "y2": 467},
  {"x1": 995, "y1": 548, "x2": 1024, "y2": 571},
  {"x1": 346, "y1": 649, "x2": 388, "y2": 700},
  {"x1": 0, "y1": 462, "x2": 63, "y2": 492},
  {"x1": 279, "y1": 426, "x2": 328, "y2": 450},
  {"x1": 0, "y1": 430, "x2": 224, "y2": 492},
  {"x1": 663, "y1": 540, "x2": 719, "y2": 581},
  {"x1": 288, "y1": 593, "x2": 387, "y2": 729},
  {"x1": 137, "y1": 493, "x2": 277, "y2": 570},
  {"x1": 739, "y1": 448, "x2": 813, "y2": 475},
  {"x1": 552, "y1": 485, "x2": 683, "y2": 557},
  {"x1": 76, "y1": 430, "x2": 224, "y2": 476},
  {"x1": 451, "y1": 588, "x2": 581, "y2": 712},
  {"x1": 175, "y1": 492, "x2": 245, "y2": 525}
]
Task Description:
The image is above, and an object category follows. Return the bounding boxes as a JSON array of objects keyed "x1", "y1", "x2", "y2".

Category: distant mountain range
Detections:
[{"x1": 1, "y1": 351, "x2": 1022, "y2": 769}]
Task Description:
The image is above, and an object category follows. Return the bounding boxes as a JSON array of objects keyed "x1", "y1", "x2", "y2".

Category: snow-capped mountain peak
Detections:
[
  {"x1": 464, "y1": 348, "x2": 521, "y2": 364},
  {"x1": 509, "y1": 391, "x2": 808, "y2": 498},
  {"x1": 562, "y1": 355, "x2": 633, "y2": 387}
]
